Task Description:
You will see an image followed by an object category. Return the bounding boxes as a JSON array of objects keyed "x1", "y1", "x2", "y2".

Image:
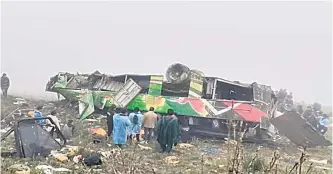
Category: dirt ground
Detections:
[{"x1": 0, "y1": 96, "x2": 332, "y2": 174}]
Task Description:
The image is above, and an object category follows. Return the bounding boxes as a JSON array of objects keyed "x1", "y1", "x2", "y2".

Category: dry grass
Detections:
[
  {"x1": 1, "y1": 117, "x2": 332, "y2": 174},
  {"x1": 0, "y1": 97, "x2": 332, "y2": 174}
]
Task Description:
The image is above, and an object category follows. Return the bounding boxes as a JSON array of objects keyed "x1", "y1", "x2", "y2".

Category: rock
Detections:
[
  {"x1": 7, "y1": 164, "x2": 31, "y2": 174},
  {"x1": 178, "y1": 143, "x2": 194, "y2": 149},
  {"x1": 218, "y1": 165, "x2": 224, "y2": 168},
  {"x1": 35, "y1": 165, "x2": 71, "y2": 174}
]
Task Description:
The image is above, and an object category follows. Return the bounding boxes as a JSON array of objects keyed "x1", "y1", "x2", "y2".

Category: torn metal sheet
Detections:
[
  {"x1": 93, "y1": 75, "x2": 124, "y2": 91},
  {"x1": 271, "y1": 110, "x2": 332, "y2": 148},
  {"x1": 66, "y1": 74, "x2": 89, "y2": 89}
]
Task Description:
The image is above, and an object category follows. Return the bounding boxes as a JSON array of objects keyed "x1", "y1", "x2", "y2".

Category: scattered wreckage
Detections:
[{"x1": 43, "y1": 63, "x2": 331, "y2": 148}]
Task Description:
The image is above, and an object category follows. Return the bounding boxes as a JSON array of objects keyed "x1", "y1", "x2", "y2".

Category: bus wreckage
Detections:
[{"x1": 45, "y1": 63, "x2": 331, "y2": 148}]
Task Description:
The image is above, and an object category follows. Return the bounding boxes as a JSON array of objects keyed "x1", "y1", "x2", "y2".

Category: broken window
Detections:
[
  {"x1": 214, "y1": 79, "x2": 254, "y2": 101},
  {"x1": 126, "y1": 75, "x2": 150, "y2": 94}
]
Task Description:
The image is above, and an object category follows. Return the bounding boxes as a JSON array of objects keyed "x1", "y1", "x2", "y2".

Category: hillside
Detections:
[{"x1": 0, "y1": 96, "x2": 332, "y2": 174}]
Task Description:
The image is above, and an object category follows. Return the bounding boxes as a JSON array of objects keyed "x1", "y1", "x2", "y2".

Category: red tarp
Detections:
[{"x1": 223, "y1": 101, "x2": 267, "y2": 122}]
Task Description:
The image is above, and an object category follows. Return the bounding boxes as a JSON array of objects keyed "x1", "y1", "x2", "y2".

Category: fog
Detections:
[{"x1": 1, "y1": 1, "x2": 332, "y2": 105}]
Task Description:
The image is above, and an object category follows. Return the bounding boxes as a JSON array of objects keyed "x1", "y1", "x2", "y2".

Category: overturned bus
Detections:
[
  {"x1": 45, "y1": 63, "x2": 331, "y2": 147},
  {"x1": 45, "y1": 63, "x2": 276, "y2": 140}
]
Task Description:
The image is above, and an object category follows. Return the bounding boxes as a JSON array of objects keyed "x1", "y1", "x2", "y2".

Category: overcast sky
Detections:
[{"x1": 1, "y1": 1, "x2": 332, "y2": 105}]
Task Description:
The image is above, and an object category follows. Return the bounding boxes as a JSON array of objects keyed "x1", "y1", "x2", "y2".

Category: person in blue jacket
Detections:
[
  {"x1": 34, "y1": 105, "x2": 46, "y2": 125},
  {"x1": 113, "y1": 108, "x2": 131, "y2": 148},
  {"x1": 128, "y1": 107, "x2": 143, "y2": 142},
  {"x1": 317, "y1": 113, "x2": 330, "y2": 135}
]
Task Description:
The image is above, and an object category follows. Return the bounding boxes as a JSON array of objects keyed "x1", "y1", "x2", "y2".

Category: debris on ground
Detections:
[
  {"x1": 35, "y1": 165, "x2": 71, "y2": 174},
  {"x1": 7, "y1": 164, "x2": 31, "y2": 174},
  {"x1": 83, "y1": 153, "x2": 103, "y2": 167},
  {"x1": 178, "y1": 143, "x2": 194, "y2": 149},
  {"x1": 1, "y1": 95, "x2": 332, "y2": 173},
  {"x1": 60, "y1": 145, "x2": 81, "y2": 157},
  {"x1": 309, "y1": 159, "x2": 328, "y2": 165},
  {"x1": 73, "y1": 155, "x2": 83, "y2": 163},
  {"x1": 138, "y1": 144, "x2": 153, "y2": 150},
  {"x1": 50, "y1": 152, "x2": 69, "y2": 163},
  {"x1": 164, "y1": 156, "x2": 180, "y2": 164}
]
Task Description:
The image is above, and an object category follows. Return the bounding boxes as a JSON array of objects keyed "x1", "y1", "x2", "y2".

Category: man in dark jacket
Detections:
[
  {"x1": 107, "y1": 105, "x2": 117, "y2": 138},
  {"x1": 156, "y1": 109, "x2": 181, "y2": 153},
  {"x1": 1, "y1": 73, "x2": 10, "y2": 98}
]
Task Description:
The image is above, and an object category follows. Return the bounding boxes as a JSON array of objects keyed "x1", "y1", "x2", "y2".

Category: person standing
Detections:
[
  {"x1": 113, "y1": 108, "x2": 132, "y2": 148},
  {"x1": 128, "y1": 107, "x2": 143, "y2": 142},
  {"x1": 107, "y1": 105, "x2": 117, "y2": 138},
  {"x1": 1, "y1": 73, "x2": 10, "y2": 98},
  {"x1": 46, "y1": 110, "x2": 61, "y2": 131},
  {"x1": 142, "y1": 107, "x2": 158, "y2": 143},
  {"x1": 62, "y1": 120, "x2": 75, "y2": 140},
  {"x1": 296, "y1": 105, "x2": 304, "y2": 115},
  {"x1": 156, "y1": 109, "x2": 181, "y2": 153},
  {"x1": 34, "y1": 105, "x2": 46, "y2": 125}
]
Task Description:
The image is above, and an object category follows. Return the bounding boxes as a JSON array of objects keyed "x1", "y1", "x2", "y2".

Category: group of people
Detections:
[
  {"x1": 106, "y1": 106, "x2": 181, "y2": 153},
  {"x1": 26, "y1": 105, "x2": 75, "y2": 139},
  {"x1": 299, "y1": 105, "x2": 330, "y2": 135},
  {"x1": 27, "y1": 106, "x2": 61, "y2": 130}
]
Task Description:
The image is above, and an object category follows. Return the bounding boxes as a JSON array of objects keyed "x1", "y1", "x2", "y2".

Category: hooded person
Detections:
[
  {"x1": 302, "y1": 106, "x2": 313, "y2": 121},
  {"x1": 156, "y1": 109, "x2": 181, "y2": 153},
  {"x1": 128, "y1": 107, "x2": 144, "y2": 142},
  {"x1": 1, "y1": 73, "x2": 10, "y2": 98},
  {"x1": 113, "y1": 108, "x2": 132, "y2": 148}
]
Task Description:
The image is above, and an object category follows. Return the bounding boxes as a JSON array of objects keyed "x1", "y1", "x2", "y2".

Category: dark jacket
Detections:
[
  {"x1": 107, "y1": 111, "x2": 115, "y2": 136},
  {"x1": 1, "y1": 76, "x2": 10, "y2": 89}
]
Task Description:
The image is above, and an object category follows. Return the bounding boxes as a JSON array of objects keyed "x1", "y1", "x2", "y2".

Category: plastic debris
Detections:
[{"x1": 73, "y1": 155, "x2": 83, "y2": 163}]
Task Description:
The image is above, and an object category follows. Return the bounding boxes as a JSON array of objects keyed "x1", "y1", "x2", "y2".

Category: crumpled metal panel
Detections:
[
  {"x1": 66, "y1": 75, "x2": 89, "y2": 89},
  {"x1": 93, "y1": 75, "x2": 123, "y2": 91},
  {"x1": 113, "y1": 78, "x2": 142, "y2": 108},
  {"x1": 271, "y1": 111, "x2": 332, "y2": 148}
]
